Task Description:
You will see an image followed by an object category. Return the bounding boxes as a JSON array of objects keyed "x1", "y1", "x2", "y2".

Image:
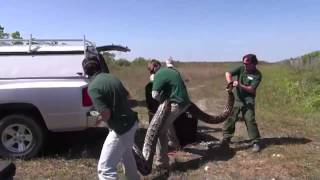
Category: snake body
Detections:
[{"x1": 133, "y1": 89, "x2": 234, "y2": 176}]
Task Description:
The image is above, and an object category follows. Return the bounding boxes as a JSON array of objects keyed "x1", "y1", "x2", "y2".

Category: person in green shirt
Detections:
[
  {"x1": 82, "y1": 56, "x2": 139, "y2": 180},
  {"x1": 221, "y1": 54, "x2": 262, "y2": 152},
  {"x1": 147, "y1": 59, "x2": 191, "y2": 172}
]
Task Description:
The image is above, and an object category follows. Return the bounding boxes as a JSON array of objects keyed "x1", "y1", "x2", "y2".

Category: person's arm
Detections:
[
  {"x1": 225, "y1": 72, "x2": 233, "y2": 84},
  {"x1": 226, "y1": 66, "x2": 241, "y2": 83},
  {"x1": 233, "y1": 72, "x2": 262, "y2": 95},
  {"x1": 225, "y1": 66, "x2": 241, "y2": 88},
  {"x1": 239, "y1": 84, "x2": 256, "y2": 94},
  {"x1": 88, "y1": 86, "x2": 111, "y2": 126},
  {"x1": 237, "y1": 83, "x2": 256, "y2": 94},
  {"x1": 151, "y1": 71, "x2": 164, "y2": 102}
]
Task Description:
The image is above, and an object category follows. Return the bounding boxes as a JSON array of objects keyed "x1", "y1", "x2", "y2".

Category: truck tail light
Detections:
[{"x1": 82, "y1": 87, "x2": 93, "y2": 107}]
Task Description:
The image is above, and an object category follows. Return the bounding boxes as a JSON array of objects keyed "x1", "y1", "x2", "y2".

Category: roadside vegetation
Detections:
[{"x1": 0, "y1": 25, "x2": 23, "y2": 45}]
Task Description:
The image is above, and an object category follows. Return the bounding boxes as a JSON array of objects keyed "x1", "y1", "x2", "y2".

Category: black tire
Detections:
[{"x1": 0, "y1": 114, "x2": 46, "y2": 158}]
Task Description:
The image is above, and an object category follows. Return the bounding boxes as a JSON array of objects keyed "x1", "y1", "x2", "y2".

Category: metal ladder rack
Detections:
[{"x1": 0, "y1": 35, "x2": 95, "y2": 53}]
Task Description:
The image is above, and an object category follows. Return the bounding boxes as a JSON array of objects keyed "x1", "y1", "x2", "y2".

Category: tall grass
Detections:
[
  {"x1": 257, "y1": 63, "x2": 320, "y2": 136},
  {"x1": 258, "y1": 63, "x2": 320, "y2": 113}
]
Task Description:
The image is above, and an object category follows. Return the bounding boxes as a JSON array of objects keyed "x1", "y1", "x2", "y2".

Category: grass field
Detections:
[{"x1": 4, "y1": 61, "x2": 320, "y2": 179}]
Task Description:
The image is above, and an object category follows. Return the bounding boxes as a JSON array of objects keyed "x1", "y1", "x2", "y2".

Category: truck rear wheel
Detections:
[{"x1": 0, "y1": 114, "x2": 46, "y2": 158}]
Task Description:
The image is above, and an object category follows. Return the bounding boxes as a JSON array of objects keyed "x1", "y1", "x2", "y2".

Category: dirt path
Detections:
[
  {"x1": 143, "y1": 122, "x2": 317, "y2": 180},
  {"x1": 143, "y1": 95, "x2": 319, "y2": 180}
]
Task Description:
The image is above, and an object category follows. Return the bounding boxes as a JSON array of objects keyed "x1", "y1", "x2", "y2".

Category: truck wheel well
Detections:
[{"x1": 0, "y1": 103, "x2": 48, "y2": 130}]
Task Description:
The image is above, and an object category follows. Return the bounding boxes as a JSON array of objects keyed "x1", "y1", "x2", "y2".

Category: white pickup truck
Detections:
[{"x1": 0, "y1": 37, "x2": 129, "y2": 158}]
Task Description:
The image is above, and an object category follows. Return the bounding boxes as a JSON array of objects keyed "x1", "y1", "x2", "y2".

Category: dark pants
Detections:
[{"x1": 223, "y1": 104, "x2": 260, "y2": 143}]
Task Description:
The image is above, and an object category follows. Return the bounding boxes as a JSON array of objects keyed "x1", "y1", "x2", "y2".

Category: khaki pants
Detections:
[{"x1": 155, "y1": 102, "x2": 190, "y2": 168}]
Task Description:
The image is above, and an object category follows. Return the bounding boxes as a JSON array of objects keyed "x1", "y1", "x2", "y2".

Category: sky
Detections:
[{"x1": 1, "y1": 0, "x2": 319, "y2": 62}]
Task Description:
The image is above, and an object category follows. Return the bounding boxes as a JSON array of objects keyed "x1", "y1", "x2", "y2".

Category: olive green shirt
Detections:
[
  {"x1": 88, "y1": 73, "x2": 136, "y2": 135},
  {"x1": 229, "y1": 66, "x2": 262, "y2": 105},
  {"x1": 152, "y1": 68, "x2": 190, "y2": 106}
]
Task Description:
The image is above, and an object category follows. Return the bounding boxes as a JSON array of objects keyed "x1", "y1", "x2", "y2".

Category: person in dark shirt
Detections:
[
  {"x1": 147, "y1": 59, "x2": 191, "y2": 172},
  {"x1": 82, "y1": 57, "x2": 139, "y2": 180},
  {"x1": 221, "y1": 54, "x2": 263, "y2": 152}
]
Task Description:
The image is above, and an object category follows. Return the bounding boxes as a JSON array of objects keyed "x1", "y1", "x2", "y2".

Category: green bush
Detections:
[
  {"x1": 299, "y1": 51, "x2": 320, "y2": 67},
  {"x1": 258, "y1": 64, "x2": 320, "y2": 113},
  {"x1": 115, "y1": 59, "x2": 131, "y2": 67},
  {"x1": 132, "y1": 57, "x2": 148, "y2": 66}
]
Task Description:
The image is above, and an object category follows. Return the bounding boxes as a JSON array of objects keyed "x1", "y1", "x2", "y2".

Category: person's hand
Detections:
[
  {"x1": 96, "y1": 109, "x2": 111, "y2": 127},
  {"x1": 96, "y1": 115, "x2": 104, "y2": 125},
  {"x1": 96, "y1": 115, "x2": 110, "y2": 128},
  {"x1": 233, "y1": 81, "x2": 239, "y2": 87}
]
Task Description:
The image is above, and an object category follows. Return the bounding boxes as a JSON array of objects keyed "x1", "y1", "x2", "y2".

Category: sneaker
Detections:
[{"x1": 252, "y1": 143, "x2": 260, "y2": 153}]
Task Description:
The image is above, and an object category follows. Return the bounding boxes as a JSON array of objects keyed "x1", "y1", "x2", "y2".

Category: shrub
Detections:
[
  {"x1": 115, "y1": 58, "x2": 131, "y2": 67},
  {"x1": 258, "y1": 64, "x2": 320, "y2": 113},
  {"x1": 132, "y1": 57, "x2": 148, "y2": 66}
]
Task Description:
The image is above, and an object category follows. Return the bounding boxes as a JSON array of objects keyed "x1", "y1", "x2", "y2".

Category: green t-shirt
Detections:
[
  {"x1": 88, "y1": 73, "x2": 136, "y2": 135},
  {"x1": 152, "y1": 68, "x2": 190, "y2": 105},
  {"x1": 229, "y1": 66, "x2": 262, "y2": 105}
]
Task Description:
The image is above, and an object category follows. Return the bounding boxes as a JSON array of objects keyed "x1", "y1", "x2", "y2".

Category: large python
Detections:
[{"x1": 133, "y1": 86, "x2": 235, "y2": 176}]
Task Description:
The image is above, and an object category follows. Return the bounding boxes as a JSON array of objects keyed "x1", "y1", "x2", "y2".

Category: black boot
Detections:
[{"x1": 220, "y1": 138, "x2": 231, "y2": 150}]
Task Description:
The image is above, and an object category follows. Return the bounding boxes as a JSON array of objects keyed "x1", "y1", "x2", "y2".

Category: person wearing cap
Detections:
[
  {"x1": 146, "y1": 60, "x2": 181, "y2": 151},
  {"x1": 147, "y1": 59, "x2": 191, "y2": 172},
  {"x1": 221, "y1": 54, "x2": 263, "y2": 152},
  {"x1": 164, "y1": 57, "x2": 186, "y2": 149},
  {"x1": 145, "y1": 60, "x2": 161, "y2": 122},
  {"x1": 82, "y1": 56, "x2": 140, "y2": 180}
]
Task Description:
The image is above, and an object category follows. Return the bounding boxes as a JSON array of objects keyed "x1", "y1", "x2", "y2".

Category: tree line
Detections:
[
  {"x1": 0, "y1": 25, "x2": 23, "y2": 45},
  {"x1": 102, "y1": 52, "x2": 150, "y2": 67}
]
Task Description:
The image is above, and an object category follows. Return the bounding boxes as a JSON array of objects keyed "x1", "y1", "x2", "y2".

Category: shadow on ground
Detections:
[
  {"x1": 168, "y1": 132, "x2": 312, "y2": 175},
  {"x1": 231, "y1": 136, "x2": 312, "y2": 151},
  {"x1": 173, "y1": 147, "x2": 235, "y2": 171},
  {"x1": 149, "y1": 126, "x2": 229, "y2": 179},
  {"x1": 171, "y1": 135, "x2": 235, "y2": 173},
  {"x1": 39, "y1": 125, "x2": 312, "y2": 179},
  {"x1": 40, "y1": 127, "x2": 148, "y2": 159},
  {"x1": 40, "y1": 128, "x2": 108, "y2": 159}
]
